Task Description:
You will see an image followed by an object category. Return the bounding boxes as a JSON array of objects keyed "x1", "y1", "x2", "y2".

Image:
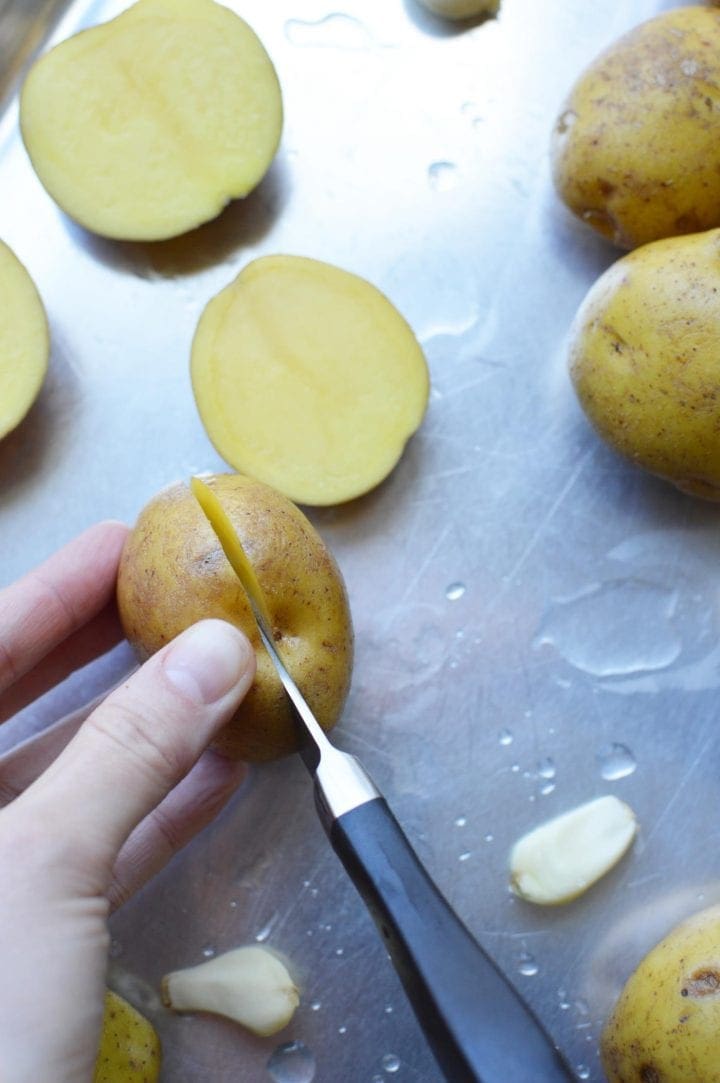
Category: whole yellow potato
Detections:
[
  {"x1": 117, "y1": 474, "x2": 353, "y2": 761},
  {"x1": 552, "y1": 6, "x2": 720, "y2": 249},
  {"x1": 94, "y1": 990, "x2": 160, "y2": 1082},
  {"x1": 602, "y1": 903, "x2": 720, "y2": 1083},
  {"x1": 569, "y1": 228, "x2": 720, "y2": 500}
]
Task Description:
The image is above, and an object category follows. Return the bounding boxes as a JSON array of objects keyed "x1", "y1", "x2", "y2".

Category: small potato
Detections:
[
  {"x1": 568, "y1": 228, "x2": 720, "y2": 500},
  {"x1": 20, "y1": 0, "x2": 282, "y2": 241},
  {"x1": 602, "y1": 903, "x2": 720, "y2": 1083},
  {"x1": 94, "y1": 991, "x2": 160, "y2": 1082},
  {"x1": 117, "y1": 473, "x2": 353, "y2": 761},
  {"x1": 552, "y1": 6, "x2": 720, "y2": 249}
]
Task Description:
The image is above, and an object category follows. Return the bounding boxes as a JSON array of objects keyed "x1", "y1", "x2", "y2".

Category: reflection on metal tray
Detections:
[{"x1": 1, "y1": 1, "x2": 718, "y2": 1080}]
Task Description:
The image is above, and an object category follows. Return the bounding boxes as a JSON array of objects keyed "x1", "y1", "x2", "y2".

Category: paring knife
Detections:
[{"x1": 191, "y1": 477, "x2": 573, "y2": 1083}]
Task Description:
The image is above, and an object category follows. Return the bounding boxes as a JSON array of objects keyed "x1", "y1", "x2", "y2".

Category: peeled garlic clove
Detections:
[
  {"x1": 509, "y1": 795, "x2": 638, "y2": 905},
  {"x1": 162, "y1": 945, "x2": 299, "y2": 1037}
]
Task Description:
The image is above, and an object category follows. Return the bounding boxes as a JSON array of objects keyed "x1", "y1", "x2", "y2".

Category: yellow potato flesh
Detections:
[
  {"x1": 552, "y1": 6, "x2": 720, "y2": 249},
  {"x1": 93, "y1": 990, "x2": 160, "y2": 1083},
  {"x1": 116, "y1": 473, "x2": 353, "y2": 761},
  {"x1": 569, "y1": 229, "x2": 720, "y2": 500},
  {"x1": 20, "y1": 0, "x2": 282, "y2": 241},
  {"x1": 190, "y1": 255, "x2": 429, "y2": 506},
  {"x1": 602, "y1": 904, "x2": 720, "y2": 1083},
  {"x1": 0, "y1": 240, "x2": 49, "y2": 440}
]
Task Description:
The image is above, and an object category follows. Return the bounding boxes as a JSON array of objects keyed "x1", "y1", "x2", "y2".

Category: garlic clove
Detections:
[
  {"x1": 162, "y1": 945, "x2": 299, "y2": 1036},
  {"x1": 509, "y1": 795, "x2": 638, "y2": 906}
]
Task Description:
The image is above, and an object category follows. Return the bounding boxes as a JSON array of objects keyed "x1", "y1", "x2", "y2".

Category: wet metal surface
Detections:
[{"x1": 1, "y1": 2, "x2": 717, "y2": 1081}]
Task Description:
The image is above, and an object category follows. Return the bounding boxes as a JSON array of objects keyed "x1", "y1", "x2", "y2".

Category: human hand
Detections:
[{"x1": 0, "y1": 522, "x2": 255, "y2": 1082}]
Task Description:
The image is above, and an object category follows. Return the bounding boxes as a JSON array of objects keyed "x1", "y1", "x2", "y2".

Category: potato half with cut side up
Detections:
[
  {"x1": 190, "y1": 255, "x2": 430, "y2": 506},
  {"x1": 20, "y1": 0, "x2": 282, "y2": 241},
  {"x1": 0, "y1": 240, "x2": 49, "y2": 440}
]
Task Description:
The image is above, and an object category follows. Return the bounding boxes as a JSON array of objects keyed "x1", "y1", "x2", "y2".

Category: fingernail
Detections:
[{"x1": 164, "y1": 621, "x2": 252, "y2": 705}]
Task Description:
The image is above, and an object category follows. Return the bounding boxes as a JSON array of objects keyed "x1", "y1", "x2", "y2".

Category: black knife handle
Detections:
[{"x1": 328, "y1": 797, "x2": 573, "y2": 1083}]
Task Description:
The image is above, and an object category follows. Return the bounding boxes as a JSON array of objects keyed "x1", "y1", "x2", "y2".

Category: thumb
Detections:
[{"x1": 21, "y1": 619, "x2": 255, "y2": 879}]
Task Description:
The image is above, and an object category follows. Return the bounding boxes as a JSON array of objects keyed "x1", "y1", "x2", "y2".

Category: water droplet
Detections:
[
  {"x1": 229, "y1": 900, "x2": 238, "y2": 910},
  {"x1": 484, "y1": 833, "x2": 494, "y2": 843},
  {"x1": 382, "y1": 1054, "x2": 401, "y2": 1073},
  {"x1": 459, "y1": 851, "x2": 472, "y2": 862},
  {"x1": 302, "y1": 879, "x2": 310, "y2": 888},
  {"x1": 576, "y1": 997, "x2": 590, "y2": 1016},
  {"x1": 335, "y1": 947, "x2": 345, "y2": 956},
  {"x1": 385, "y1": 1004, "x2": 394, "y2": 1014},
  {"x1": 373, "y1": 1077, "x2": 384, "y2": 1083},
  {"x1": 446, "y1": 581, "x2": 466, "y2": 601},
  {"x1": 576, "y1": 1067, "x2": 590, "y2": 1081},
  {"x1": 511, "y1": 763, "x2": 520, "y2": 773},
  {"x1": 255, "y1": 912, "x2": 279, "y2": 943},
  {"x1": 284, "y1": 13, "x2": 374, "y2": 51},
  {"x1": 535, "y1": 580, "x2": 681, "y2": 677},
  {"x1": 499, "y1": 728, "x2": 514, "y2": 746},
  {"x1": 338, "y1": 1025, "x2": 347, "y2": 1034},
  {"x1": 428, "y1": 161, "x2": 458, "y2": 192},
  {"x1": 597, "y1": 742, "x2": 637, "y2": 781},
  {"x1": 267, "y1": 1040, "x2": 316, "y2": 1083},
  {"x1": 454, "y1": 816, "x2": 467, "y2": 827},
  {"x1": 109, "y1": 938, "x2": 123, "y2": 958},
  {"x1": 558, "y1": 989, "x2": 570, "y2": 1010},
  {"x1": 311, "y1": 1000, "x2": 321, "y2": 1011},
  {"x1": 540, "y1": 782, "x2": 556, "y2": 796},
  {"x1": 201, "y1": 944, "x2": 216, "y2": 958},
  {"x1": 518, "y1": 952, "x2": 539, "y2": 977},
  {"x1": 537, "y1": 757, "x2": 556, "y2": 780},
  {"x1": 311, "y1": 887, "x2": 319, "y2": 898}
]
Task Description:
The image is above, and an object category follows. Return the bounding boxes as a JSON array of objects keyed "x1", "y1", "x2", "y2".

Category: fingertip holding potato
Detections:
[
  {"x1": 116, "y1": 473, "x2": 353, "y2": 761},
  {"x1": 0, "y1": 240, "x2": 49, "y2": 440},
  {"x1": 569, "y1": 228, "x2": 720, "y2": 500},
  {"x1": 93, "y1": 990, "x2": 160, "y2": 1082},
  {"x1": 601, "y1": 903, "x2": 720, "y2": 1082},
  {"x1": 20, "y1": 0, "x2": 282, "y2": 241},
  {"x1": 552, "y1": 6, "x2": 720, "y2": 249},
  {"x1": 190, "y1": 255, "x2": 430, "y2": 506}
]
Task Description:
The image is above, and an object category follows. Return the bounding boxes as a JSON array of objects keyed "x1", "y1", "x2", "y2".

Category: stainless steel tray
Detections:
[{"x1": 0, "y1": 1, "x2": 714, "y2": 1080}]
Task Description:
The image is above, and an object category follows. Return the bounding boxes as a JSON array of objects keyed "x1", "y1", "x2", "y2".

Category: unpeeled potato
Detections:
[
  {"x1": 552, "y1": 6, "x2": 720, "y2": 249},
  {"x1": 117, "y1": 473, "x2": 353, "y2": 761},
  {"x1": 0, "y1": 240, "x2": 49, "y2": 440},
  {"x1": 93, "y1": 990, "x2": 160, "y2": 1082},
  {"x1": 602, "y1": 903, "x2": 720, "y2": 1083},
  {"x1": 190, "y1": 255, "x2": 430, "y2": 506},
  {"x1": 568, "y1": 228, "x2": 720, "y2": 500},
  {"x1": 20, "y1": 0, "x2": 282, "y2": 241}
]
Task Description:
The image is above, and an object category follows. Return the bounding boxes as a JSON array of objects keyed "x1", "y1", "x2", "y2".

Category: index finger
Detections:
[{"x1": 0, "y1": 521, "x2": 128, "y2": 696}]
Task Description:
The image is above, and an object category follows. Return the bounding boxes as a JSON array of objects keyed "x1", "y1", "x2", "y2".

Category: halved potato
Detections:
[
  {"x1": 20, "y1": 0, "x2": 283, "y2": 241},
  {"x1": 191, "y1": 255, "x2": 430, "y2": 506},
  {"x1": 0, "y1": 241, "x2": 49, "y2": 440}
]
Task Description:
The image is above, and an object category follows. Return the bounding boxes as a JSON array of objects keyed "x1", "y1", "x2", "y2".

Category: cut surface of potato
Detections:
[
  {"x1": 93, "y1": 990, "x2": 160, "y2": 1082},
  {"x1": 191, "y1": 255, "x2": 429, "y2": 506},
  {"x1": 417, "y1": 0, "x2": 499, "y2": 18},
  {"x1": 509, "y1": 795, "x2": 637, "y2": 905},
  {"x1": 0, "y1": 240, "x2": 49, "y2": 440},
  {"x1": 20, "y1": 0, "x2": 282, "y2": 240}
]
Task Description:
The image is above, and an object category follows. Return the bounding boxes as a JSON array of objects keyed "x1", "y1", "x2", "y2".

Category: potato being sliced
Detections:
[
  {"x1": 191, "y1": 255, "x2": 430, "y2": 506},
  {"x1": 20, "y1": 0, "x2": 283, "y2": 241},
  {"x1": 0, "y1": 241, "x2": 49, "y2": 440}
]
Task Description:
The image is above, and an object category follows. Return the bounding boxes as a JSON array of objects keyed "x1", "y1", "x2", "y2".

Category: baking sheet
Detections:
[{"x1": 1, "y1": 1, "x2": 717, "y2": 1080}]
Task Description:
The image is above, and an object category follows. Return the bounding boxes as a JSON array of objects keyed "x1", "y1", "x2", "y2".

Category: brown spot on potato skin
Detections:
[{"x1": 683, "y1": 969, "x2": 720, "y2": 997}]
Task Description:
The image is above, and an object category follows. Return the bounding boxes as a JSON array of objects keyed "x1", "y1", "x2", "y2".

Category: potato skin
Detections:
[
  {"x1": 552, "y1": 6, "x2": 720, "y2": 250},
  {"x1": 94, "y1": 990, "x2": 160, "y2": 1082},
  {"x1": 602, "y1": 904, "x2": 720, "y2": 1083},
  {"x1": 569, "y1": 228, "x2": 720, "y2": 500},
  {"x1": 117, "y1": 474, "x2": 353, "y2": 761}
]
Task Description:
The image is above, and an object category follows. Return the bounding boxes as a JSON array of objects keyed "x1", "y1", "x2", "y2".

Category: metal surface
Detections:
[{"x1": 0, "y1": 1, "x2": 715, "y2": 1080}]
